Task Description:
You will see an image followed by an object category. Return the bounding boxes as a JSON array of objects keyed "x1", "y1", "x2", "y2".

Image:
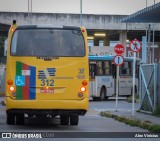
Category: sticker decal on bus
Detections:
[
  {"x1": 77, "y1": 68, "x2": 85, "y2": 79},
  {"x1": 37, "y1": 57, "x2": 59, "y2": 61},
  {"x1": 15, "y1": 76, "x2": 25, "y2": 86},
  {"x1": 40, "y1": 79, "x2": 54, "y2": 86},
  {"x1": 38, "y1": 68, "x2": 56, "y2": 79},
  {"x1": 15, "y1": 61, "x2": 36, "y2": 100},
  {"x1": 22, "y1": 70, "x2": 30, "y2": 76}
]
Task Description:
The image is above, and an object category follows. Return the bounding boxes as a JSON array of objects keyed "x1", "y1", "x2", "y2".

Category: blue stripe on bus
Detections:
[
  {"x1": 47, "y1": 68, "x2": 56, "y2": 72},
  {"x1": 47, "y1": 68, "x2": 55, "y2": 70},
  {"x1": 38, "y1": 76, "x2": 46, "y2": 78},
  {"x1": 48, "y1": 70, "x2": 56, "y2": 72},
  {"x1": 38, "y1": 77, "x2": 46, "y2": 79},
  {"x1": 48, "y1": 73, "x2": 55, "y2": 75},
  {"x1": 29, "y1": 66, "x2": 36, "y2": 99},
  {"x1": 39, "y1": 72, "x2": 45, "y2": 74},
  {"x1": 38, "y1": 74, "x2": 45, "y2": 76}
]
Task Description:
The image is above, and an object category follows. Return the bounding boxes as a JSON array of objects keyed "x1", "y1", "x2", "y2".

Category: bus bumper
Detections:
[{"x1": 6, "y1": 97, "x2": 88, "y2": 116}]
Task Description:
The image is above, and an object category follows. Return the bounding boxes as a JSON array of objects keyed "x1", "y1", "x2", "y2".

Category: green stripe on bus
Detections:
[
  {"x1": 16, "y1": 62, "x2": 22, "y2": 75},
  {"x1": 16, "y1": 61, "x2": 23, "y2": 100}
]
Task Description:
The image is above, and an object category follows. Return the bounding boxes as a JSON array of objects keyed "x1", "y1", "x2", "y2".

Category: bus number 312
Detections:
[{"x1": 40, "y1": 79, "x2": 54, "y2": 86}]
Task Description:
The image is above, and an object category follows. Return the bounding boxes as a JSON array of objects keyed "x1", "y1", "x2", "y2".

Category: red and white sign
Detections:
[
  {"x1": 129, "y1": 39, "x2": 142, "y2": 52},
  {"x1": 113, "y1": 55, "x2": 124, "y2": 66},
  {"x1": 114, "y1": 44, "x2": 125, "y2": 55}
]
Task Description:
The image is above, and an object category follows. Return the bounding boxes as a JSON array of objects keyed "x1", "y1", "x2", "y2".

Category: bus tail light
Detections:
[
  {"x1": 7, "y1": 79, "x2": 13, "y2": 85},
  {"x1": 9, "y1": 85, "x2": 16, "y2": 92},
  {"x1": 82, "y1": 29, "x2": 85, "y2": 33},
  {"x1": 81, "y1": 28, "x2": 85, "y2": 33},
  {"x1": 82, "y1": 80, "x2": 88, "y2": 86},
  {"x1": 80, "y1": 86, "x2": 86, "y2": 92}
]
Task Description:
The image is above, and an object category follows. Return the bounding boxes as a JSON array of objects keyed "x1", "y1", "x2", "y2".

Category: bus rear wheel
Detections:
[
  {"x1": 70, "y1": 115, "x2": 79, "y2": 125},
  {"x1": 7, "y1": 113, "x2": 15, "y2": 125},
  {"x1": 16, "y1": 114, "x2": 24, "y2": 125},
  {"x1": 60, "y1": 115, "x2": 69, "y2": 125}
]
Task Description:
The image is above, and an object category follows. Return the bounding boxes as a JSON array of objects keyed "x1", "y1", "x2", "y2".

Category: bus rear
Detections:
[{"x1": 6, "y1": 22, "x2": 89, "y2": 125}]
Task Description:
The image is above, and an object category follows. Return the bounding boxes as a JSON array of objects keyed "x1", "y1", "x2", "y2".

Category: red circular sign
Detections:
[
  {"x1": 129, "y1": 39, "x2": 142, "y2": 52},
  {"x1": 113, "y1": 55, "x2": 124, "y2": 66},
  {"x1": 114, "y1": 44, "x2": 125, "y2": 54}
]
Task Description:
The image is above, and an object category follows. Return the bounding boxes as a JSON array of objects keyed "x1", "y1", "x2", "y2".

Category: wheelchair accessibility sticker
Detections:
[{"x1": 15, "y1": 76, "x2": 25, "y2": 86}]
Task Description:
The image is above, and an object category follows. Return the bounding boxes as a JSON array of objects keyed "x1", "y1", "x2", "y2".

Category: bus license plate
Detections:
[{"x1": 40, "y1": 88, "x2": 54, "y2": 93}]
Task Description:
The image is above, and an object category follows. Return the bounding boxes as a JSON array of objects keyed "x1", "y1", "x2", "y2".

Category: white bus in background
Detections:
[{"x1": 89, "y1": 55, "x2": 141, "y2": 101}]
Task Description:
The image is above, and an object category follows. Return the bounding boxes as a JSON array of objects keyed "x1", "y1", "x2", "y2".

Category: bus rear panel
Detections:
[{"x1": 6, "y1": 23, "x2": 89, "y2": 125}]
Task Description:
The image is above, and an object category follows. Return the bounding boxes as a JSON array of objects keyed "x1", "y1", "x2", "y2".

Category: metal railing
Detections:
[{"x1": 139, "y1": 63, "x2": 158, "y2": 113}]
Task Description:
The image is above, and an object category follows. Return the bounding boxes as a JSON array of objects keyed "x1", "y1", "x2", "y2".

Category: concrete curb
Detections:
[{"x1": 100, "y1": 111, "x2": 160, "y2": 132}]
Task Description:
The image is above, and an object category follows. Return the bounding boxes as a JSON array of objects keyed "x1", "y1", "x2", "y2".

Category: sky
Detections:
[{"x1": 0, "y1": 0, "x2": 159, "y2": 15}]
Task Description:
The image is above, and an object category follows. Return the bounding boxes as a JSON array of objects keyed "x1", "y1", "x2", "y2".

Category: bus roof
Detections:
[
  {"x1": 16, "y1": 25, "x2": 81, "y2": 30},
  {"x1": 88, "y1": 55, "x2": 141, "y2": 62}
]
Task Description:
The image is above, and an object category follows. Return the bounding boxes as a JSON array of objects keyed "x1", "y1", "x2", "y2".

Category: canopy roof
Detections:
[{"x1": 122, "y1": 2, "x2": 160, "y2": 23}]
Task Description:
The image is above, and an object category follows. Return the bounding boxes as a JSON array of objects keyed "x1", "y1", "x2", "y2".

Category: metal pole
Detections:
[
  {"x1": 28, "y1": 0, "x2": 30, "y2": 23},
  {"x1": 148, "y1": 24, "x2": 151, "y2": 63},
  {"x1": 139, "y1": 62, "x2": 142, "y2": 110},
  {"x1": 132, "y1": 52, "x2": 136, "y2": 115},
  {"x1": 115, "y1": 66, "x2": 119, "y2": 112},
  {"x1": 80, "y1": 0, "x2": 82, "y2": 26},
  {"x1": 146, "y1": 27, "x2": 148, "y2": 63},
  {"x1": 153, "y1": 64, "x2": 157, "y2": 112},
  {"x1": 146, "y1": 0, "x2": 147, "y2": 8},
  {"x1": 152, "y1": 29, "x2": 155, "y2": 63},
  {"x1": 30, "y1": 0, "x2": 32, "y2": 24}
]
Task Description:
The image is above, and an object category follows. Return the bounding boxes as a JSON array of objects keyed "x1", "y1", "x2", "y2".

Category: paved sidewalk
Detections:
[{"x1": 103, "y1": 110, "x2": 160, "y2": 125}]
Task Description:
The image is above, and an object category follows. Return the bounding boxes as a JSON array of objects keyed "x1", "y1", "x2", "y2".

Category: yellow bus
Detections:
[{"x1": 5, "y1": 20, "x2": 89, "y2": 126}]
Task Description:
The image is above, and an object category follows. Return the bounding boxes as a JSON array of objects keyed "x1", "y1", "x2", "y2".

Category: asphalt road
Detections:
[{"x1": 0, "y1": 97, "x2": 159, "y2": 141}]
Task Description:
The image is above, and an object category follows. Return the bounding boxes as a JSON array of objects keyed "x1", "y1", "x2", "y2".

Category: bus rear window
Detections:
[{"x1": 11, "y1": 29, "x2": 85, "y2": 57}]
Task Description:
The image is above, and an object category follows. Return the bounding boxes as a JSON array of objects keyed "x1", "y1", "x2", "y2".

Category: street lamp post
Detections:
[
  {"x1": 28, "y1": 0, "x2": 30, "y2": 23},
  {"x1": 146, "y1": 0, "x2": 148, "y2": 8},
  {"x1": 80, "y1": 0, "x2": 82, "y2": 26},
  {"x1": 28, "y1": 0, "x2": 32, "y2": 24},
  {"x1": 31, "y1": 0, "x2": 32, "y2": 24}
]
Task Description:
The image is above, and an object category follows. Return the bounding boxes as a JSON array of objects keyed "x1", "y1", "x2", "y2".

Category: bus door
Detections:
[{"x1": 89, "y1": 61, "x2": 97, "y2": 97}]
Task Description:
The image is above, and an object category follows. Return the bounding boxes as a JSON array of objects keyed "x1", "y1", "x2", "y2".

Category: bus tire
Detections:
[
  {"x1": 7, "y1": 113, "x2": 15, "y2": 125},
  {"x1": 99, "y1": 87, "x2": 106, "y2": 101},
  {"x1": 16, "y1": 114, "x2": 24, "y2": 125},
  {"x1": 60, "y1": 115, "x2": 69, "y2": 125},
  {"x1": 70, "y1": 115, "x2": 79, "y2": 125}
]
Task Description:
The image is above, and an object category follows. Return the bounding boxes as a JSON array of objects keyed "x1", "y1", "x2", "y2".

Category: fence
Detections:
[{"x1": 139, "y1": 63, "x2": 160, "y2": 114}]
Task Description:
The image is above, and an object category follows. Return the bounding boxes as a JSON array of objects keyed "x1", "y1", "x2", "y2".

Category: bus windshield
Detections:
[{"x1": 11, "y1": 29, "x2": 85, "y2": 57}]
